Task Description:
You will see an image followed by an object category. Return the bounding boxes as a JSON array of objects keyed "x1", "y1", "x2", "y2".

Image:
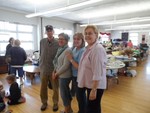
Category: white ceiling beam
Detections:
[
  {"x1": 25, "y1": 0, "x2": 103, "y2": 18},
  {"x1": 105, "y1": 24, "x2": 150, "y2": 31},
  {"x1": 80, "y1": 16, "x2": 150, "y2": 27}
]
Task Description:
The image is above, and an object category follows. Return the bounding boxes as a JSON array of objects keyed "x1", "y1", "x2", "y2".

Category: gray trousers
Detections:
[{"x1": 40, "y1": 72, "x2": 59, "y2": 105}]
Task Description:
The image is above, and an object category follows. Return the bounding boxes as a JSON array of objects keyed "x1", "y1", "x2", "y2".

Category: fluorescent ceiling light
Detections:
[
  {"x1": 80, "y1": 16, "x2": 150, "y2": 27},
  {"x1": 26, "y1": 0, "x2": 103, "y2": 18},
  {"x1": 26, "y1": 0, "x2": 51, "y2": 6},
  {"x1": 80, "y1": 1, "x2": 150, "y2": 19},
  {"x1": 129, "y1": 30, "x2": 150, "y2": 33},
  {"x1": 105, "y1": 24, "x2": 150, "y2": 31}
]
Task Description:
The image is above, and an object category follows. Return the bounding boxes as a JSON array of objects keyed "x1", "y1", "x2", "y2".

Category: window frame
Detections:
[
  {"x1": 0, "y1": 21, "x2": 35, "y2": 54},
  {"x1": 129, "y1": 32, "x2": 139, "y2": 46}
]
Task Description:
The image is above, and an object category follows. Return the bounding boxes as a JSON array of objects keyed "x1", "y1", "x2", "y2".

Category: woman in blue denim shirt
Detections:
[{"x1": 66, "y1": 33, "x2": 85, "y2": 113}]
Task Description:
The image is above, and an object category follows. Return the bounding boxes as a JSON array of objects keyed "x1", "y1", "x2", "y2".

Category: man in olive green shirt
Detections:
[{"x1": 39, "y1": 25, "x2": 59, "y2": 111}]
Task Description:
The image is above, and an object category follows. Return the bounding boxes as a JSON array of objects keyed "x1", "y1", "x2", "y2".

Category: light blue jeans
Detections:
[{"x1": 59, "y1": 77, "x2": 72, "y2": 106}]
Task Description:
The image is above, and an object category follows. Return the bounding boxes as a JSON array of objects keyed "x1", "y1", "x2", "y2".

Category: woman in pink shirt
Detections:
[
  {"x1": 127, "y1": 40, "x2": 133, "y2": 48},
  {"x1": 77, "y1": 25, "x2": 107, "y2": 113}
]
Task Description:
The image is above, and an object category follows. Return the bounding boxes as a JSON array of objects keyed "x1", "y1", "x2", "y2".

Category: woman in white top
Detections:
[{"x1": 77, "y1": 25, "x2": 107, "y2": 113}]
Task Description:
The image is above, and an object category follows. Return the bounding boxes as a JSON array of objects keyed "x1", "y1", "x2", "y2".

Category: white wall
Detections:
[
  {"x1": 74, "y1": 23, "x2": 84, "y2": 33},
  {"x1": 0, "y1": 9, "x2": 74, "y2": 51},
  {"x1": 43, "y1": 18, "x2": 73, "y2": 30},
  {"x1": 0, "y1": 9, "x2": 38, "y2": 25}
]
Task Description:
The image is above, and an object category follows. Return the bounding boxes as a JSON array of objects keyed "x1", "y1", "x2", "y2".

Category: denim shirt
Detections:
[{"x1": 72, "y1": 47, "x2": 85, "y2": 77}]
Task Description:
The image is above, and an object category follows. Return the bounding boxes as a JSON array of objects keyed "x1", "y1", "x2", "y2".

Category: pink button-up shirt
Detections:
[{"x1": 77, "y1": 42, "x2": 107, "y2": 89}]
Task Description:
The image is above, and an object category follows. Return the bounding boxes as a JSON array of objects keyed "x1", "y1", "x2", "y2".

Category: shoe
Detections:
[
  {"x1": 53, "y1": 104, "x2": 58, "y2": 112},
  {"x1": 40, "y1": 104, "x2": 47, "y2": 111}
]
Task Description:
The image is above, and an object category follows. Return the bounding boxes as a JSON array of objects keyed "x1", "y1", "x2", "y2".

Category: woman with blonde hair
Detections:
[
  {"x1": 66, "y1": 33, "x2": 85, "y2": 96},
  {"x1": 77, "y1": 25, "x2": 107, "y2": 113},
  {"x1": 66, "y1": 32, "x2": 85, "y2": 113}
]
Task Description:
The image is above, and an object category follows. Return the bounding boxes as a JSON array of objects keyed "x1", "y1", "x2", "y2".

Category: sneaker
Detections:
[
  {"x1": 53, "y1": 104, "x2": 58, "y2": 112},
  {"x1": 40, "y1": 104, "x2": 47, "y2": 111}
]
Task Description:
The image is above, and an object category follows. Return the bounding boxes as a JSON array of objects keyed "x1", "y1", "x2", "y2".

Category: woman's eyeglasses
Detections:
[
  {"x1": 58, "y1": 38, "x2": 65, "y2": 41},
  {"x1": 84, "y1": 32, "x2": 96, "y2": 36}
]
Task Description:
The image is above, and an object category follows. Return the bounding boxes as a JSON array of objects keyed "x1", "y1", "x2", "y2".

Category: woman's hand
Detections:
[
  {"x1": 52, "y1": 72, "x2": 58, "y2": 80},
  {"x1": 52, "y1": 71, "x2": 56, "y2": 80},
  {"x1": 89, "y1": 89, "x2": 97, "y2": 100}
]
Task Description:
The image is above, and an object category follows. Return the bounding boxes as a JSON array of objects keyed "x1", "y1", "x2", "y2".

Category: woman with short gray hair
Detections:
[
  {"x1": 53, "y1": 33, "x2": 72, "y2": 113},
  {"x1": 8, "y1": 39, "x2": 27, "y2": 84}
]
